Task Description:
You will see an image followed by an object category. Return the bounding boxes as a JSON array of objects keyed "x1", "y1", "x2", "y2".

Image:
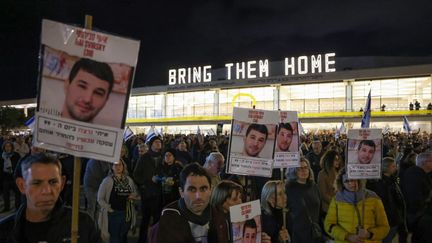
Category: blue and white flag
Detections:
[
  {"x1": 145, "y1": 126, "x2": 157, "y2": 144},
  {"x1": 123, "y1": 126, "x2": 134, "y2": 141},
  {"x1": 197, "y1": 126, "x2": 201, "y2": 135},
  {"x1": 361, "y1": 90, "x2": 371, "y2": 128},
  {"x1": 25, "y1": 116, "x2": 35, "y2": 133},
  {"x1": 403, "y1": 116, "x2": 412, "y2": 133},
  {"x1": 335, "y1": 121, "x2": 345, "y2": 139},
  {"x1": 298, "y1": 121, "x2": 306, "y2": 135}
]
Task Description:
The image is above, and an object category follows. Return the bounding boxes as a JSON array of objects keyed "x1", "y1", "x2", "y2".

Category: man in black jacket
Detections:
[
  {"x1": 401, "y1": 152, "x2": 432, "y2": 232},
  {"x1": 0, "y1": 153, "x2": 101, "y2": 242},
  {"x1": 134, "y1": 135, "x2": 163, "y2": 243}
]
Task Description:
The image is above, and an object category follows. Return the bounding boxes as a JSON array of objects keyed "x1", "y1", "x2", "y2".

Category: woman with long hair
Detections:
[
  {"x1": 317, "y1": 150, "x2": 342, "y2": 213},
  {"x1": 285, "y1": 158, "x2": 322, "y2": 243},
  {"x1": 98, "y1": 159, "x2": 139, "y2": 243}
]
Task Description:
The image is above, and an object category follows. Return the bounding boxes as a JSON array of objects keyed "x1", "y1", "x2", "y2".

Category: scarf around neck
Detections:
[{"x1": 178, "y1": 198, "x2": 211, "y2": 226}]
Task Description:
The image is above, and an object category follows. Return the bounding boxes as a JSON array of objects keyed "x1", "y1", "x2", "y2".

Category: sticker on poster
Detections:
[
  {"x1": 274, "y1": 111, "x2": 300, "y2": 168},
  {"x1": 230, "y1": 200, "x2": 262, "y2": 243},
  {"x1": 346, "y1": 128, "x2": 382, "y2": 179},
  {"x1": 34, "y1": 19, "x2": 140, "y2": 163},
  {"x1": 227, "y1": 107, "x2": 278, "y2": 177}
]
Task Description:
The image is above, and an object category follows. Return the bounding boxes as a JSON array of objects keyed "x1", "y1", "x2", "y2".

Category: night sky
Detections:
[{"x1": 1, "y1": 0, "x2": 432, "y2": 101}]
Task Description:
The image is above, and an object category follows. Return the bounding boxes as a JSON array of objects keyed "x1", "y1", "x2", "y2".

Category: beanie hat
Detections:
[
  {"x1": 147, "y1": 135, "x2": 162, "y2": 148},
  {"x1": 164, "y1": 148, "x2": 177, "y2": 160}
]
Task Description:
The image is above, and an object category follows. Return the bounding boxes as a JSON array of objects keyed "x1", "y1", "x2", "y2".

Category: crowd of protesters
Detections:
[{"x1": 0, "y1": 129, "x2": 431, "y2": 242}]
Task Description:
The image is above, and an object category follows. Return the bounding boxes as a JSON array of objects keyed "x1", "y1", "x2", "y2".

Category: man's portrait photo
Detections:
[
  {"x1": 62, "y1": 58, "x2": 113, "y2": 123},
  {"x1": 347, "y1": 138, "x2": 381, "y2": 165},
  {"x1": 38, "y1": 46, "x2": 133, "y2": 128},
  {"x1": 230, "y1": 121, "x2": 276, "y2": 159},
  {"x1": 275, "y1": 122, "x2": 299, "y2": 152}
]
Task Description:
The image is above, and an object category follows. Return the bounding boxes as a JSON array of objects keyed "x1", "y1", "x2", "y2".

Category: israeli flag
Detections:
[
  {"x1": 145, "y1": 126, "x2": 157, "y2": 144},
  {"x1": 403, "y1": 116, "x2": 412, "y2": 133},
  {"x1": 335, "y1": 121, "x2": 345, "y2": 139},
  {"x1": 123, "y1": 126, "x2": 134, "y2": 141},
  {"x1": 25, "y1": 116, "x2": 35, "y2": 133},
  {"x1": 298, "y1": 121, "x2": 306, "y2": 135},
  {"x1": 361, "y1": 90, "x2": 371, "y2": 128}
]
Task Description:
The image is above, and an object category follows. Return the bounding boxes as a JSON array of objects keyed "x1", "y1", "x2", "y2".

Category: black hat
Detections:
[
  {"x1": 147, "y1": 135, "x2": 162, "y2": 148},
  {"x1": 164, "y1": 148, "x2": 177, "y2": 160}
]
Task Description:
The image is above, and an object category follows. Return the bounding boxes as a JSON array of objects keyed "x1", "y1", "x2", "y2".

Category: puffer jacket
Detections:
[{"x1": 324, "y1": 189, "x2": 390, "y2": 243}]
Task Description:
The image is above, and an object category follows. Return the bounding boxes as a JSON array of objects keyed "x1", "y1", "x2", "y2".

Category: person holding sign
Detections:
[
  {"x1": 324, "y1": 168, "x2": 390, "y2": 243},
  {"x1": 356, "y1": 140, "x2": 376, "y2": 164},
  {"x1": 209, "y1": 180, "x2": 244, "y2": 243},
  {"x1": 62, "y1": 58, "x2": 114, "y2": 123},
  {"x1": 243, "y1": 123, "x2": 268, "y2": 157},
  {"x1": 261, "y1": 180, "x2": 290, "y2": 243},
  {"x1": 276, "y1": 123, "x2": 294, "y2": 152},
  {"x1": 0, "y1": 153, "x2": 101, "y2": 242}
]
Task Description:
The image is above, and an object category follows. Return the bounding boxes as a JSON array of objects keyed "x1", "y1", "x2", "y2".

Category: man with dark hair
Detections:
[
  {"x1": 134, "y1": 135, "x2": 163, "y2": 242},
  {"x1": 276, "y1": 122, "x2": 294, "y2": 152},
  {"x1": 357, "y1": 140, "x2": 376, "y2": 164},
  {"x1": 243, "y1": 218, "x2": 258, "y2": 243},
  {"x1": 154, "y1": 163, "x2": 213, "y2": 242},
  {"x1": 62, "y1": 58, "x2": 114, "y2": 123},
  {"x1": 0, "y1": 153, "x2": 101, "y2": 242},
  {"x1": 243, "y1": 124, "x2": 268, "y2": 157}
]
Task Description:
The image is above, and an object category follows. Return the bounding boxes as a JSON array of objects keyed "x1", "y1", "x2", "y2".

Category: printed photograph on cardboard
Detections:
[
  {"x1": 275, "y1": 121, "x2": 299, "y2": 152},
  {"x1": 232, "y1": 216, "x2": 262, "y2": 243},
  {"x1": 38, "y1": 46, "x2": 133, "y2": 128},
  {"x1": 347, "y1": 138, "x2": 382, "y2": 165},
  {"x1": 230, "y1": 120, "x2": 276, "y2": 159}
]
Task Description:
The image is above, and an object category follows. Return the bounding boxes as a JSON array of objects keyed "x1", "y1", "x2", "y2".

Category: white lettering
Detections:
[
  {"x1": 236, "y1": 62, "x2": 246, "y2": 79},
  {"x1": 247, "y1": 60, "x2": 256, "y2": 78},
  {"x1": 325, "y1": 53, "x2": 336, "y2": 72},
  {"x1": 284, "y1": 57, "x2": 295, "y2": 75},
  {"x1": 259, "y1": 59, "x2": 269, "y2": 77},
  {"x1": 311, "y1": 55, "x2": 322, "y2": 73},
  {"x1": 298, "y1": 56, "x2": 308, "y2": 74},
  {"x1": 225, "y1": 63, "x2": 234, "y2": 80},
  {"x1": 168, "y1": 69, "x2": 176, "y2": 85},
  {"x1": 178, "y1": 68, "x2": 186, "y2": 84},
  {"x1": 193, "y1": 67, "x2": 201, "y2": 83},
  {"x1": 203, "y1": 65, "x2": 211, "y2": 82}
]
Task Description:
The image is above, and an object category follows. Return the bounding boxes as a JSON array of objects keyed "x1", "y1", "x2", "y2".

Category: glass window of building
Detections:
[
  {"x1": 280, "y1": 82, "x2": 345, "y2": 113},
  {"x1": 127, "y1": 95, "x2": 164, "y2": 119},
  {"x1": 219, "y1": 86, "x2": 274, "y2": 116},
  {"x1": 353, "y1": 77, "x2": 431, "y2": 111},
  {"x1": 166, "y1": 90, "x2": 215, "y2": 118}
]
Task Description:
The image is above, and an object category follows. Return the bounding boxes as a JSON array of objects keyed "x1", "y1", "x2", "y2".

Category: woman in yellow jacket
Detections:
[{"x1": 324, "y1": 168, "x2": 389, "y2": 243}]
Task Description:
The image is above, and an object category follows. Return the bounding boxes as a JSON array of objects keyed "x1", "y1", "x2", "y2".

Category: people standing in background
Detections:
[
  {"x1": 83, "y1": 159, "x2": 111, "y2": 221},
  {"x1": 261, "y1": 180, "x2": 290, "y2": 243},
  {"x1": 133, "y1": 135, "x2": 163, "y2": 242},
  {"x1": 0, "y1": 141, "x2": 21, "y2": 212},
  {"x1": 286, "y1": 158, "x2": 322, "y2": 243},
  {"x1": 98, "y1": 159, "x2": 139, "y2": 243},
  {"x1": 367, "y1": 157, "x2": 407, "y2": 243}
]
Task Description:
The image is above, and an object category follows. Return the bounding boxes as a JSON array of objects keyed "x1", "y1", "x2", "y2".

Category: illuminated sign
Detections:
[{"x1": 168, "y1": 53, "x2": 336, "y2": 85}]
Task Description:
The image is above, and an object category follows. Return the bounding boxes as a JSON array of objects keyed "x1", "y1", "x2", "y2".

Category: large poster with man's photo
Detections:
[
  {"x1": 274, "y1": 111, "x2": 300, "y2": 168},
  {"x1": 33, "y1": 19, "x2": 140, "y2": 162},
  {"x1": 227, "y1": 107, "x2": 278, "y2": 177},
  {"x1": 230, "y1": 200, "x2": 262, "y2": 243},
  {"x1": 346, "y1": 128, "x2": 382, "y2": 179}
]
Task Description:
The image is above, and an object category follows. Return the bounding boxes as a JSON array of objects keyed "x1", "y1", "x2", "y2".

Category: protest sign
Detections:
[
  {"x1": 227, "y1": 107, "x2": 278, "y2": 177},
  {"x1": 346, "y1": 128, "x2": 382, "y2": 179},
  {"x1": 34, "y1": 19, "x2": 140, "y2": 162},
  {"x1": 230, "y1": 200, "x2": 262, "y2": 243},
  {"x1": 274, "y1": 111, "x2": 300, "y2": 168}
]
